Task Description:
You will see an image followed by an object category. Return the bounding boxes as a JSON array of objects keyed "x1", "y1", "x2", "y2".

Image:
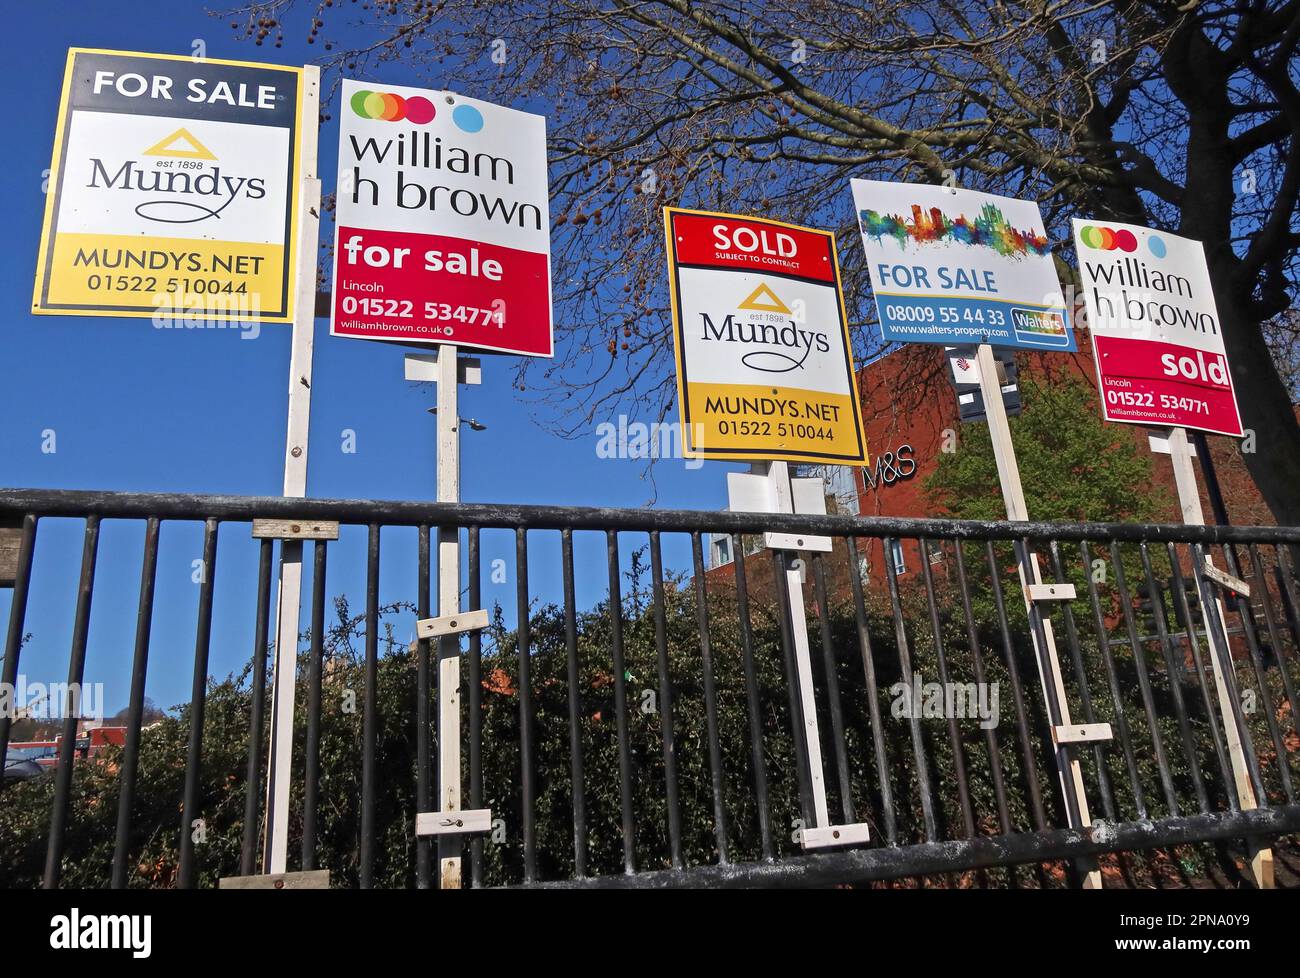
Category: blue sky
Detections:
[{"x1": 0, "y1": 2, "x2": 738, "y2": 718}]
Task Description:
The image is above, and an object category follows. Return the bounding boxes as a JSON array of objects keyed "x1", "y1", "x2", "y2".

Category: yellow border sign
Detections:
[
  {"x1": 33, "y1": 48, "x2": 303, "y2": 323},
  {"x1": 664, "y1": 207, "x2": 868, "y2": 465}
]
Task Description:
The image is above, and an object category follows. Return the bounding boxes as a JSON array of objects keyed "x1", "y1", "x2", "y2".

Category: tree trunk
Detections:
[{"x1": 1211, "y1": 285, "x2": 1300, "y2": 526}]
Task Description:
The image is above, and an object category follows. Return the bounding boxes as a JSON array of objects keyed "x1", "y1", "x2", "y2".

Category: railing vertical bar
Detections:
[
  {"x1": 561, "y1": 527, "x2": 588, "y2": 877},
  {"x1": 1138, "y1": 542, "x2": 1210, "y2": 813},
  {"x1": 1272, "y1": 545, "x2": 1300, "y2": 741},
  {"x1": 953, "y1": 543, "x2": 1011, "y2": 835},
  {"x1": 177, "y1": 518, "x2": 219, "y2": 889},
  {"x1": 416, "y1": 524, "x2": 432, "y2": 889},
  {"x1": 732, "y1": 536, "x2": 774, "y2": 860},
  {"x1": 920, "y1": 536, "x2": 975, "y2": 838},
  {"x1": 468, "y1": 526, "x2": 484, "y2": 887},
  {"x1": 301, "y1": 539, "x2": 328, "y2": 870},
  {"x1": 516, "y1": 527, "x2": 537, "y2": 882},
  {"x1": 43, "y1": 515, "x2": 101, "y2": 889},
  {"x1": 359, "y1": 523, "x2": 380, "y2": 888},
  {"x1": 0, "y1": 514, "x2": 39, "y2": 772},
  {"x1": 846, "y1": 536, "x2": 897, "y2": 844},
  {"x1": 605, "y1": 529, "x2": 636, "y2": 873},
  {"x1": 811, "y1": 551, "x2": 855, "y2": 824},
  {"x1": 649, "y1": 530, "x2": 684, "y2": 868},
  {"x1": 690, "y1": 531, "x2": 729, "y2": 864},
  {"x1": 985, "y1": 540, "x2": 1047, "y2": 832},
  {"x1": 1109, "y1": 540, "x2": 1180, "y2": 815},
  {"x1": 1078, "y1": 539, "x2": 1147, "y2": 819},
  {"x1": 1214, "y1": 541, "x2": 1294, "y2": 803},
  {"x1": 1046, "y1": 541, "x2": 1116, "y2": 822},
  {"x1": 239, "y1": 537, "x2": 275, "y2": 876},
  {"x1": 883, "y1": 536, "x2": 937, "y2": 841},
  {"x1": 771, "y1": 549, "x2": 816, "y2": 829},
  {"x1": 1248, "y1": 545, "x2": 1300, "y2": 767},
  {"x1": 111, "y1": 516, "x2": 160, "y2": 888},
  {"x1": 1166, "y1": 543, "x2": 1239, "y2": 811}
]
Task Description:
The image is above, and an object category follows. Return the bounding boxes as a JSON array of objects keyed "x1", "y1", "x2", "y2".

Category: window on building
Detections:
[
  {"x1": 714, "y1": 536, "x2": 731, "y2": 566},
  {"x1": 891, "y1": 538, "x2": 907, "y2": 576}
]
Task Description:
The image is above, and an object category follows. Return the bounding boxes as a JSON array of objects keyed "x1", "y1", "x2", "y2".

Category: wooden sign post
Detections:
[
  {"x1": 974, "y1": 343, "x2": 1105, "y2": 889},
  {"x1": 260, "y1": 66, "x2": 322, "y2": 878},
  {"x1": 1156, "y1": 426, "x2": 1273, "y2": 888},
  {"x1": 409, "y1": 346, "x2": 491, "y2": 889},
  {"x1": 726, "y1": 461, "x2": 873, "y2": 850}
]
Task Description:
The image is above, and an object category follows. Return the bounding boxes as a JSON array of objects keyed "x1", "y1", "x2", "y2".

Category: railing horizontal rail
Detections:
[{"x1": 3, "y1": 488, "x2": 1300, "y2": 545}]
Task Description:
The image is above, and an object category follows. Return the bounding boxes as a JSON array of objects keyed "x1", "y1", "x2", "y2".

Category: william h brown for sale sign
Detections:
[{"x1": 331, "y1": 79, "x2": 552, "y2": 358}]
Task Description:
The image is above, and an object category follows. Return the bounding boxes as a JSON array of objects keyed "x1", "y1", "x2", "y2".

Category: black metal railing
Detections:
[{"x1": 1, "y1": 488, "x2": 1298, "y2": 889}]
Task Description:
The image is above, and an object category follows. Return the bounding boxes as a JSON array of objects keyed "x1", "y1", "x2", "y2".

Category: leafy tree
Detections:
[{"x1": 925, "y1": 371, "x2": 1168, "y2": 525}]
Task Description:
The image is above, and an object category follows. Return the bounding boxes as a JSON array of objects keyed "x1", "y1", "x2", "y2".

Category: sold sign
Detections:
[{"x1": 1072, "y1": 219, "x2": 1243, "y2": 437}]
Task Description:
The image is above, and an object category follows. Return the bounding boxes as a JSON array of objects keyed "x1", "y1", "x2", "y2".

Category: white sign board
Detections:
[
  {"x1": 850, "y1": 180, "x2": 1074, "y2": 351},
  {"x1": 330, "y1": 79, "x2": 552, "y2": 357},
  {"x1": 1072, "y1": 219, "x2": 1243, "y2": 436}
]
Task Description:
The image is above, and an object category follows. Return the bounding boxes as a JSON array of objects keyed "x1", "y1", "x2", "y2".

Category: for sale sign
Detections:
[
  {"x1": 850, "y1": 180, "x2": 1075, "y2": 351},
  {"x1": 330, "y1": 80, "x2": 552, "y2": 357},
  {"x1": 1072, "y1": 219, "x2": 1243, "y2": 436},
  {"x1": 664, "y1": 207, "x2": 867, "y2": 465},
  {"x1": 33, "y1": 49, "x2": 303, "y2": 323}
]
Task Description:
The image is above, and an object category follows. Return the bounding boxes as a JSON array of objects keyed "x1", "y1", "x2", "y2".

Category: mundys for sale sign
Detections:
[{"x1": 33, "y1": 48, "x2": 304, "y2": 323}]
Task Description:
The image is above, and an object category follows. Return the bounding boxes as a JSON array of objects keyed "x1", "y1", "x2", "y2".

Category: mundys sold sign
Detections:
[
  {"x1": 664, "y1": 208, "x2": 867, "y2": 465},
  {"x1": 851, "y1": 180, "x2": 1074, "y2": 351},
  {"x1": 33, "y1": 49, "x2": 303, "y2": 323},
  {"x1": 1073, "y1": 219, "x2": 1243, "y2": 436},
  {"x1": 330, "y1": 80, "x2": 552, "y2": 356}
]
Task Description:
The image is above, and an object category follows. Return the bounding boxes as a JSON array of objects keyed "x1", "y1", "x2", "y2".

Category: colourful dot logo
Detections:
[
  {"x1": 351, "y1": 90, "x2": 437, "y2": 124},
  {"x1": 1079, "y1": 225, "x2": 1138, "y2": 252}
]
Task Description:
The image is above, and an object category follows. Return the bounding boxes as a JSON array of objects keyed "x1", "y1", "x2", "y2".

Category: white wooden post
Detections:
[
  {"x1": 973, "y1": 344, "x2": 1103, "y2": 888},
  {"x1": 435, "y1": 342, "x2": 463, "y2": 890},
  {"x1": 262, "y1": 65, "x2": 321, "y2": 875},
  {"x1": 1162, "y1": 426, "x2": 1273, "y2": 888},
  {"x1": 726, "y1": 461, "x2": 870, "y2": 849}
]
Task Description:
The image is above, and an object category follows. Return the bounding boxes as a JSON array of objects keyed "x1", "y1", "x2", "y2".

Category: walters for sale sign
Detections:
[
  {"x1": 33, "y1": 49, "x2": 303, "y2": 322},
  {"x1": 850, "y1": 180, "x2": 1074, "y2": 351},
  {"x1": 664, "y1": 208, "x2": 867, "y2": 465},
  {"x1": 1073, "y1": 219, "x2": 1243, "y2": 437},
  {"x1": 330, "y1": 79, "x2": 552, "y2": 357}
]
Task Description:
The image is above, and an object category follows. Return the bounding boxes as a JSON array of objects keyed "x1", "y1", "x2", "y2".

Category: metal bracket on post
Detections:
[
  {"x1": 727, "y1": 461, "x2": 872, "y2": 851},
  {"x1": 416, "y1": 609, "x2": 489, "y2": 640},
  {"x1": 252, "y1": 520, "x2": 340, "y2": 541}
]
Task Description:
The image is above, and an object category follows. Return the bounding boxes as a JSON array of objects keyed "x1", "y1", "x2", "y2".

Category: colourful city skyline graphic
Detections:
[{"x1": 859, "y1": 202, "x2": 1051, "y2": 258}]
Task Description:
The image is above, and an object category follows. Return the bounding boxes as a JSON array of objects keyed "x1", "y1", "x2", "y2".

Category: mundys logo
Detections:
[
  {"x1": 698, "y1": 283, "x2": 830, "y2": 374},
  {"x1": 49, "y1": 908, "x2": 151, "y2": 958},
  {"x1": 86, "y1": 132, "x2": 266, "y2": 225}
]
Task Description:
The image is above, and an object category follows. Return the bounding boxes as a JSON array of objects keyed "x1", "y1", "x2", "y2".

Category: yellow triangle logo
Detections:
[
  {"x1": 143, "y1": 127, "x2": 217, "y2": 160},
  {"x1": 738, "y1": 283, "x2": 791, "y2": 314}
]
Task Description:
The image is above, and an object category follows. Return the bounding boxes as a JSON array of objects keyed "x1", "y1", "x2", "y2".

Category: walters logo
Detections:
[
  {"x1": 698, "y1": 282, "x2": 829, "y2": 373},
  {"x1": 85, "y1": 129, "x2": 266, "y2": 224}
]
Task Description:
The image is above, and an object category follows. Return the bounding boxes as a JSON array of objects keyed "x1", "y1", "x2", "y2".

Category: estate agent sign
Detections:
[
  {"x1": 851, "y1": 180, "x2": 1074, "y2": 351},
  {"x1": 33, "y1": 48, "x2": 303, "y2": 323},
  {"x1": 1073, "y1": 219, "x2": 1243, "y2": 436},
  {"x1": 664, "y1": 207, "x2": 867, "y2": 465},
  {"x1": 330, "y1": 79, "x2": 553, "y2": 357}
]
